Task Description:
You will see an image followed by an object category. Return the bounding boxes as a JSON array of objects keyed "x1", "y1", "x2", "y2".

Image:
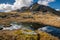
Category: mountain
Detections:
[
  {"x1": 12, "y1": 7, "x2": 30, "y2": 12},
  {"x1": 13, "y1": 3, "x2": 60, "y2": 16},
  {"x1": 30, "y1": 3, "x2": 60, "y2": 16},
  {"x1": 0, "y1": 5, "x2": 60, "y2": 28}
]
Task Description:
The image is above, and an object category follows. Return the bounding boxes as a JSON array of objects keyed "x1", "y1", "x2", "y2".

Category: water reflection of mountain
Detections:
[
  {"x1": 0, "y1": 22, "x2": 60, "y2": 38},
  {"x1": 2, "y1": 22, "x2": 35, "y2": 30},
  {"x1": 38, "y1": 26, "x2": 60, "y2": 37}
]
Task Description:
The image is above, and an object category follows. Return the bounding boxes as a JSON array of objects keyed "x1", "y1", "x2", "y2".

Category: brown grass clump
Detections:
[
  {"x1": 36, "y1": 30, "x2": 60, "y2": 40},
  {"x1": 0, "y1": 29, "x2": 59, "y2": 40}
]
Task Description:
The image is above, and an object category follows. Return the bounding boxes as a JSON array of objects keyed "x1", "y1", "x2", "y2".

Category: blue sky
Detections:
[
  {"x1": 49, "y1": 0, "x2": 60, "y2": 9},
  {"x1": 0, "y1": 0, "x2": 15, "y2": 4},
  {"x1": 0, "y1": 0, "x2": 60, "y2": 9}
]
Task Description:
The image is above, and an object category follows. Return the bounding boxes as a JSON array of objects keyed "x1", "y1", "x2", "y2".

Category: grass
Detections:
[{"x1": 0, "y1": 11, "x2": 60, "y2": 28}]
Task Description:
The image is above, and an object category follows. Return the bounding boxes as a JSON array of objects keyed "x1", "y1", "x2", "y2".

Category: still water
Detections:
[{"x1": 0, "y1": 22, "x2": 60, "y2": 37}]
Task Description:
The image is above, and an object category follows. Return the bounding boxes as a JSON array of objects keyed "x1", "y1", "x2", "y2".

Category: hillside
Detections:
[
  {"x1": 0, "y1": 11, "x2": 60, "y2": 28},
  {"x1": 0, "y1": 3, "x2": 60, "y2": 28},
  {"x1": 0, "y1": 3, "x2": 60, "y2": 40},
  {"x1": 0, "y1": 29, "x2": 59, "y2": 40}
]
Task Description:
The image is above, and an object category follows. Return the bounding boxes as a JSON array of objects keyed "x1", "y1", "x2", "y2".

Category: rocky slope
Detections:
[{"x1": 30, "y1": 3, "x2": 60, "y2": 16}]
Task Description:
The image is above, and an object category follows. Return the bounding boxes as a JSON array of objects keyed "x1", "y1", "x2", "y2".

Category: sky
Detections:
[
  {"x1": 49, "y1": 0, "x2": 60, "y2": 10},
  {"x1": 0, "y1": 0, "x2": 15, "y2": 4},
  {"x1": 35, "y1": 0, "x2": 60, "y2": 9},
  {"x1": 0, "y1": 0, "x2": 60, "y2": 12}
]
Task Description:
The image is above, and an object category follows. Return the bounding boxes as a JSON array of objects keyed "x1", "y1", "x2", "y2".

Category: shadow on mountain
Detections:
[{"x1": 15, "y1": 3, "x2": 60, "y2": 16}]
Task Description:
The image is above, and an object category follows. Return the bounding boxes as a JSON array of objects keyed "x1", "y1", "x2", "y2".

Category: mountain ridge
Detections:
[{"x1": 12, "y1": 3, "x2": 60, "y2": 16}]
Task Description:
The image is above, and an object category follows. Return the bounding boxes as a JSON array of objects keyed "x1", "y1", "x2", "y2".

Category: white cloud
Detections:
[
  {"x1": 0, "y1": 4, "x2": 12, "y2": 12},
  {"x1": 0, "y1": 0, "x2": 33, "y2": 12},
  {"x1": 12, "y1": 0, "x2": 33, "y2": 10},
  {"x1": 56, "y1": 9, "x2": 60, "y2": 11},
  {"x1": 38, "y1": 0, "x2": 55, "y2": 6},
  {"x1": 0, "y1": 4, "x2": 12, "y2": 10},
  {"x1": 0, "y1": 0, "x2": 55, "y2": 12}
]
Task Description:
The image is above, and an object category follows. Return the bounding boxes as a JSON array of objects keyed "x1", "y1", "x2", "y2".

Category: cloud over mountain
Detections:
[{"x1": 0, "y1": 0, "x2": 55, "y2": 12}]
